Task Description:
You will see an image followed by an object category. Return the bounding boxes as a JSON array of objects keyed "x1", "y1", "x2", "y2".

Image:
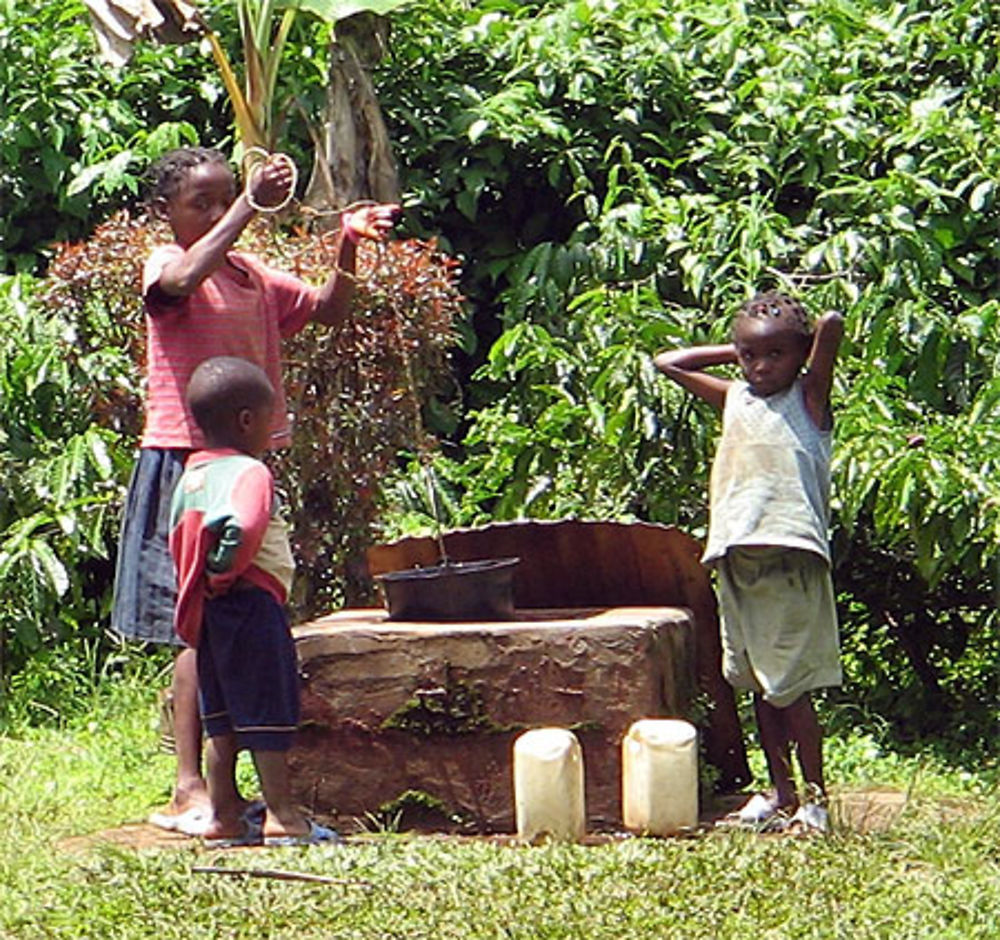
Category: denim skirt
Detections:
[{"x1": 110, "y1": 448, "x2": 189, "y2": 645}]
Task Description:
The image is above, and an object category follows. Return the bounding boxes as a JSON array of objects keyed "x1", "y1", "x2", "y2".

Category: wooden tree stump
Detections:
[
  {"x1": 366, "y1": 520, "x2": 750, "y2": 791},
  {"x1": 291, "y1": 606, "x2": 695, "y2": 832}
]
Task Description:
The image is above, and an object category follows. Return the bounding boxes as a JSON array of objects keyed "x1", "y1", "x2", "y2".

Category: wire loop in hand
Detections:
[{"x1": 242, "y1": 147, "x2": 297, "y2": 214}]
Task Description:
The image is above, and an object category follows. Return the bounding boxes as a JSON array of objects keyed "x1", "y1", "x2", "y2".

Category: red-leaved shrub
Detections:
[{"x1": 44, "y1": 210, "x2": 462, "y2": 616}]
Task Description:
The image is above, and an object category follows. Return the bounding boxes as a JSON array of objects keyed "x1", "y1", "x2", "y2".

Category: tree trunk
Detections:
[{"x1": 302, "y1": 13, "x2": 399, "y2": 215}]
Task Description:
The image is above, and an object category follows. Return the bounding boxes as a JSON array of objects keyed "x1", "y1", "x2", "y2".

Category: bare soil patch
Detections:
[{"x1": 59, "y1": 786, "x2": 919, "y2": 854}]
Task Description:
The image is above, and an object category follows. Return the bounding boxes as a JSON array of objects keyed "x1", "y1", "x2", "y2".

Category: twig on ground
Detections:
[{"x1": 192, "y1": 865, "x2": 372, "y2": 887}]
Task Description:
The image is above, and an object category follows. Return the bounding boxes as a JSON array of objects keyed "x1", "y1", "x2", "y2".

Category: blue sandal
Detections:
[
  {"x1": 203, "y1": 818, "x2": 263, "y2": 849},
  {"x1": 263, "y1": 819, "x2": 342, "y2": 847}
]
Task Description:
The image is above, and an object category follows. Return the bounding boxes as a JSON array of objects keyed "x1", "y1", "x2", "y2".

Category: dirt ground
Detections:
[{"x1": 59, "y1": 787, "x2": 916, "y2": 855}]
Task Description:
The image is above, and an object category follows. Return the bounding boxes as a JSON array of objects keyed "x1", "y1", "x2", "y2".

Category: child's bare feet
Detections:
[{"x1": 261, "y1": 807, "x2": 312, "y2": 842}]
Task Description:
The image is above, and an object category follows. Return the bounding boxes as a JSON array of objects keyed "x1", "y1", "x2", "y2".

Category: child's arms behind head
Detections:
[
  {"x1": 653, "y1": 343, "x2": 738, "y2": 411},
  {"x1": 801, "y1": 310, "x2": 844, "y2": 430}
]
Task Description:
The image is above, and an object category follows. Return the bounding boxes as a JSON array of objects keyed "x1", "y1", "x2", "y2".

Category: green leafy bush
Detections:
[
  {"x1": 0, "y1": 274, "x2": 131, "y2": 683},
  {"x1": 377, "y1": 0, "x2": 1000, "y2": 744},
  {"x1": 0, "y1": 1, "x2": 221, "y2": 273}
]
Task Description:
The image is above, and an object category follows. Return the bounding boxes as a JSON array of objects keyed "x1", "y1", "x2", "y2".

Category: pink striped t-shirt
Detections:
[{"x1": 141, "y1": 244, "x2": 318, "y2": 449}]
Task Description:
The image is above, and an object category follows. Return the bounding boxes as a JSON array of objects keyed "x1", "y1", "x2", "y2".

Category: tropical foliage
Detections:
[
  {"x1": 0, "y1": 275, "x2": 130, "y2": 685},
  {"x1": 0, "y1": 2, "x2": 219, "y2": 272},
  {"x1": 4, "y1": 0, "x2": 1000, "y2": 745},
  {"x1": 374, "y1": 0, "x2": 1000, "y2": 744}
]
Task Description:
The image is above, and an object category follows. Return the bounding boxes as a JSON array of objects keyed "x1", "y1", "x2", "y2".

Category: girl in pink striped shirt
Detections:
[{"x1": 112, "y1": 146, "x2": 398, "y2": 834}]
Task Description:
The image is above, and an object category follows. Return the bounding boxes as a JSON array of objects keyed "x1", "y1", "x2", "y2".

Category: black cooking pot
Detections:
[{"x1": 376, "y1": 557, "x2": 520, "y2": 622}]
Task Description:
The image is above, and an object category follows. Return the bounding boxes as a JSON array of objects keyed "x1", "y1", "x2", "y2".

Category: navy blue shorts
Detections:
[
  {"x1": 110, "y1": 448, "x2": 189, "y2": 645},
  {"x1": 197, "y1": 588, "x2": 300, "y2": 752}
]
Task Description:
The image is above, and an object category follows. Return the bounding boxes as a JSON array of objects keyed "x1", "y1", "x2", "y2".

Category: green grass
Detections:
[{"x1": 2, "y1": 669, "x2": 1000, "y2": 938}]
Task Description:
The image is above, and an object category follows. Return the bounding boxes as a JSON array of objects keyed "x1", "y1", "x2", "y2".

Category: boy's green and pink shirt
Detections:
[{"x1": 168, "y1": 448, "x2": 295, "y2": 647}]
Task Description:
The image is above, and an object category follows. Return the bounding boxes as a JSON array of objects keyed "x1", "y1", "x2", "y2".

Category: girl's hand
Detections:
[
  {"x1": 247, "y1": 156, "x2": 296, "y2": 210},
  {"x1": 343, "y1": 203, "x2": 401, "y2": 242}
]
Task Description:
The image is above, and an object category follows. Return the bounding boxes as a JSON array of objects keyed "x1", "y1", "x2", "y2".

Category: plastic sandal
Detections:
[
  {"x1": 203, "y1": 819, "x2": 263, "y2": 849},
  {"x1": 727, "y1": 793, "x2": 783, "y2": 825},
  {"x1": 788, "y1": 802, "x2": 829, "y2": 833},
  {"x1": 263, "y1": 819, "x2": 342, "y2": 847},
  {"x1": 148, "y1": 805, "x2": 212, "y2": 837}
]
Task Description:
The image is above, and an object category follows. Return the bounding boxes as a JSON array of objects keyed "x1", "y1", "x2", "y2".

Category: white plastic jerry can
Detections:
[
  {"x1": 513, "y1": 727, "x2": 586, "y2": 843},
  {"x1": 622, "y1": 718, "x2": 698, "y2": 835}
]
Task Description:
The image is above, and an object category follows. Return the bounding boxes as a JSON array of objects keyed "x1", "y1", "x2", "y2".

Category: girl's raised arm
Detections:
[
  {"x1": 802, "y1": 311, "x2": 844, "y2": 428},
  {"x1": 311, "y1": 204, "x2": 401, "y2": 328},
  {"x1": 653, "y1": 344, "x2": 737, "y2": 411}
]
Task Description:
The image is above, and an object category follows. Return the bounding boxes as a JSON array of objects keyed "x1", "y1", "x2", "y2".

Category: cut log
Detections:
[
  {"x1": 291, "y1": 606, "x2": 695, "y2": 832},
  {"x1": 366, "y1": 520, "x2": 750, "y2": 790}
]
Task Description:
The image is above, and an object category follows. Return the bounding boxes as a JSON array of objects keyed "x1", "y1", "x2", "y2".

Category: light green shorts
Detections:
[{"x1": 715, "y1": 546, "x2": 841, "y2": 708}]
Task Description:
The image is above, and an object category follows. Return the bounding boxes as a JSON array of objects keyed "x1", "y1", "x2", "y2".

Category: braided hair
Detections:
[
  {"x1": 146, "y1": 147, "x2": 231, "y2": 204},
  {"x1": 734, "y1": 290, "x2": 812, "y2": 339}
]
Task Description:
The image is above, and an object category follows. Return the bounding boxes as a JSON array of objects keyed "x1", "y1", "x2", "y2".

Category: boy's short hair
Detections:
[
  {"x1": 735, "y1": 291, "x2": 812, "y2": 338},
  {"x1": 186, "y1": 357, "x2": 274, "y2": 439},
  {"x1": 147, "y1": 147, "x2": 231, "y2": 203}
]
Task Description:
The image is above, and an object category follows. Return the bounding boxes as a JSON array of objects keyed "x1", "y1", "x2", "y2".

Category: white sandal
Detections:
[
  {"x1": 734, "y1": 793, "x2": 783, "y2": 825},
  {"x1": 148, "y1": 805, "x2": 211, "y2": 837},
  {"x1": 788, "y1": 802, "x2": 829, "y2": 833}
]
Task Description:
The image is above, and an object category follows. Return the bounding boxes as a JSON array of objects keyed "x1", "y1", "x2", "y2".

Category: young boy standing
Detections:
[
  {"x1": 170, "y1": 356, "x2": 336, "y2": 846},
  {"x1": 654, "y1": 292, "x2": 844, "y2": 832}
]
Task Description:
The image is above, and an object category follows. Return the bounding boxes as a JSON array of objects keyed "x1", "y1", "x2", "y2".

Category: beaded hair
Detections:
[
  {"x1": 146, "y1": 147, "x2": 231, "y2": 203},
  {"x1": 734, "y1": 291, "x2": 812, "y2": 338}
]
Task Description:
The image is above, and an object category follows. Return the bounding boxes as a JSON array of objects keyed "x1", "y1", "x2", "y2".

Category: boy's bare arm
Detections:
[
  {"x1": 802, "y1": 310, "x2": 844, "y2": 426},
  {"x1": 653, "y1": 344, "x2": 737, "y2": 411},
  {"x1": 156, "y1": 198, "x2": 256, "y2": 297},
  {"x1": 310, "y1": 231, "x2": 357, "y2": 328}
]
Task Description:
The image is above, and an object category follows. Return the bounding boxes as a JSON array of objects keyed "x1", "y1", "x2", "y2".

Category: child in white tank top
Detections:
[{"x1": 655, "y1": 291, "x2": 844, "y2": 832}]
